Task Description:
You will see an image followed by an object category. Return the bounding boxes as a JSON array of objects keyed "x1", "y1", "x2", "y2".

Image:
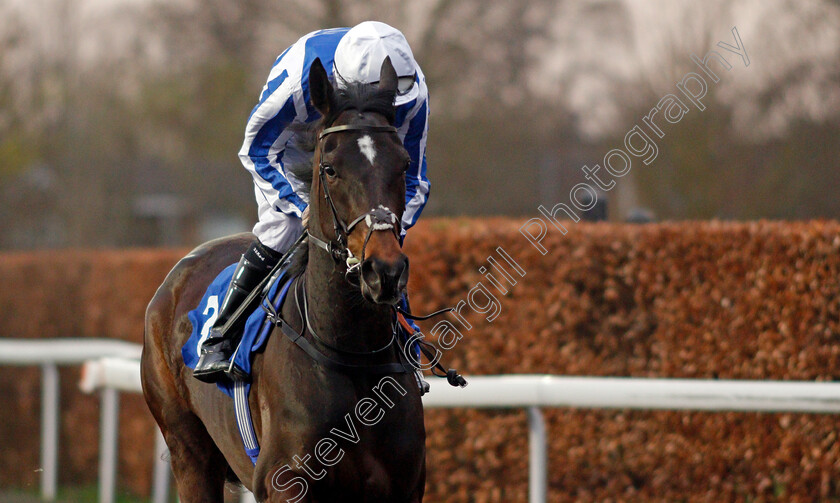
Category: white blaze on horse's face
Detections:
[{"x1": 357, "y1": 135, "x2": 377, "y2": 165}]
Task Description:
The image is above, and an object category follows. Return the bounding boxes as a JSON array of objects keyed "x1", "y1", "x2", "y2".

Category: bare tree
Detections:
[{"x1": 613, "y1": 0, "x2": 840, "y2": 219}]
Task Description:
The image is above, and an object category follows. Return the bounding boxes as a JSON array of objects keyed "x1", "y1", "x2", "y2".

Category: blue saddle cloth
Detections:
[
  {"x1": 182, "y1": 263, "x2": 294, "y2": 398},
  {"x1": 182, "y1": 263, "x2": 295, "y2": 464}
]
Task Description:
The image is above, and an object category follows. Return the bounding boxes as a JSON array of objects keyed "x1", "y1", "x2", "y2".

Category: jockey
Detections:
[{"x1": 194, "y1": 21, "x2": 430, "y2": 383}]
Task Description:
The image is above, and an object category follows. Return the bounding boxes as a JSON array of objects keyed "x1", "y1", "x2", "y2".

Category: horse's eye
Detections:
[
  {"x1": 403, "y1": 159, "x2": 411, "y2": 173},
  {"x1": 323, "y1": 164, "x2": 337, "y2": 178}
]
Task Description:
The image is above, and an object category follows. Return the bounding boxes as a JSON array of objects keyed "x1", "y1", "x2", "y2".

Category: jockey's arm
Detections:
[
  {"x1": 239, "y1": 75, "x2": 308, "y2": 253},
  {"x1": 400, "y1": 97, "x2": 431, "y2": 237}
]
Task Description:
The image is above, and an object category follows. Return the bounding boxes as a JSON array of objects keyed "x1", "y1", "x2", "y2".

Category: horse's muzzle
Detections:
[{"x1": 360, "y1": 255, "x2": 409, "y2": 305}]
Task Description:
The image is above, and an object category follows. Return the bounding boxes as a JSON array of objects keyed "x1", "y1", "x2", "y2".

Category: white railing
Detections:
[
  {"x1": 0, "y1": 339, "x2": 142, "y2": 501},
  {"x1": 80, "y1": 357, "x2": 840, "y2": 503}
]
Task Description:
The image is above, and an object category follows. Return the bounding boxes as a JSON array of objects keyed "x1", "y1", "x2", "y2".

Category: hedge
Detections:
[{"x1": 1, "y1": 219, "x2": 838, "y2": 502}]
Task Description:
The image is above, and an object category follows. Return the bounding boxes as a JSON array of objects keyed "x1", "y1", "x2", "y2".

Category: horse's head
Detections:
[{"x1": 308, "y1": 56, "x2": 410, "y2": 306}]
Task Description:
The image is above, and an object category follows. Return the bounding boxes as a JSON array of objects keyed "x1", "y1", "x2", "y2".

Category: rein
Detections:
[
  {"x1": 261, "y1": 274, "x2": 466, "y2": 386},
  {"x1": 295, "y1": 275, "x2": 397, "y2": 356},
  {"x1": 262, "y1": 275, "x2": 415, "y2": 376}
]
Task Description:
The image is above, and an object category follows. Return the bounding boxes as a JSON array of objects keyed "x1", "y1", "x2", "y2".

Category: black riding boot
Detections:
[{"x1": 193, "y1": 240, "x2": 282, "y2": 383}]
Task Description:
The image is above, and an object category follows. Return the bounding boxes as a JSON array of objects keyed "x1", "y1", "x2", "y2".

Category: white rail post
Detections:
[
  {"x1": 41, "y1": 363, "x2": 59, "y2": 501},
  {"x1": 152, "y1": 429, "x2": 171, "y2": 503},
  {"x1": 99, "y1": 387, "x2": 120, "y2": 503},
  {"x1": 527, "y1": 407, "x2": 547, "y2": 503}
]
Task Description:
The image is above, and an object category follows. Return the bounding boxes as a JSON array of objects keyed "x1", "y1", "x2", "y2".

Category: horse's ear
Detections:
[
  {"x1": 378, "y1": 56, "x2": 398, "y2": 95},
  {"x1": 309, "y1": 57, "x2": 333, "y2": 117}
]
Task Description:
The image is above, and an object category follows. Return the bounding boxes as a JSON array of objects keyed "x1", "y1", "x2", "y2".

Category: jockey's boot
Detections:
[{"x1": 193, "y1": 240, "x2": 281, "y2": 383}]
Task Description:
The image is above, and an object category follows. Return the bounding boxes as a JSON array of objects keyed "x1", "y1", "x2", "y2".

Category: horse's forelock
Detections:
[{"x1": 331, "y1": 82, "x2": 397, "y2": 125}]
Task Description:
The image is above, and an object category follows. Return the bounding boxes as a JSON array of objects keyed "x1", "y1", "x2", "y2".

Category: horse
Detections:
[{"x1": 141, "y1": 57, "x2": 426, "y2": 502}]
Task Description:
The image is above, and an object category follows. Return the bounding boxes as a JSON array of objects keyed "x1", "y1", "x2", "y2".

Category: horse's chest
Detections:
[
  {"x1": 302, "y1": 378, "x2": 423, "y2": 456},
  {"x1": 287, "y1": 376, "x2": 424, "y2": 499}
]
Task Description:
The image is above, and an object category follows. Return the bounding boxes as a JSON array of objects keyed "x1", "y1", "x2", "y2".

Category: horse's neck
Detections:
[{"x1": 302, "y1": 244, "x2": 394, "y2": 352}]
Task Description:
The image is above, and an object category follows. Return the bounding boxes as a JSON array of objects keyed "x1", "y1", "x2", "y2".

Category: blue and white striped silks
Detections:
[{"x1": 240, "y1": 28, "x2": 431, "y2": 238}]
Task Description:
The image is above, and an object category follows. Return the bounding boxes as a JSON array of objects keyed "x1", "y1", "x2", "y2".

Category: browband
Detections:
[{"x1": 319, "y1": 124, "x2": 398, "y2": 140}]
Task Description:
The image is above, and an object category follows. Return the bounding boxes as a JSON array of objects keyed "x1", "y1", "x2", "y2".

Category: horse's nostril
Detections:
[
  {"x1": 397, "y1": 256, "x2": 409, "y2": 290},
  {"x1": 360, "y1": 256, "x2": 409, "y2": 304},
  {"x1": 361, "y1": 260, "x2": 381, "y2": 289}
]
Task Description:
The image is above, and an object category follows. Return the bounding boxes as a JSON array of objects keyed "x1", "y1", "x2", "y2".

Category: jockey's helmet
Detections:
[{"x1": 333, "y1": 21, "x2": 419, "y2": 106}]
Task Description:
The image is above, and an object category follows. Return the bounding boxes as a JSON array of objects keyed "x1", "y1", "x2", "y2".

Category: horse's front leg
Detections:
[
  {"x1": 408, "y1": 462, "x2": 425, "y2": 503},
  {"x1": 254, "y1": 462, "x2": 312, "y2": 503}
]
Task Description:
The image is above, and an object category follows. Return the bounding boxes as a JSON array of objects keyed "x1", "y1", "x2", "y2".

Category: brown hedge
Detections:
[{"x1": 1, "y1": 219, "x2": 839, "y2": 502}]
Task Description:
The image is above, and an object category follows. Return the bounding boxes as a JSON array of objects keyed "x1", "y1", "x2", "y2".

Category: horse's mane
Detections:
[{"x1": 283, "y1": 81, "x2": 397, "y2": 279}]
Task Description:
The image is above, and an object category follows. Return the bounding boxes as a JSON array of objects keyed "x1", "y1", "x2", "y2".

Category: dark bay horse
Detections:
[{"x1": 141, "y1": 58, "x2": 425, "y2": 502}]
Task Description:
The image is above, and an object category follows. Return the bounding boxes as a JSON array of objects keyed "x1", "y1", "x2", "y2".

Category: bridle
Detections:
[
  {"x1": 307, "y1": 122, "x2": 403, "y2": 282},
  {"x1": 269, "y1": 119, "x2": 467, "y2": 388}
]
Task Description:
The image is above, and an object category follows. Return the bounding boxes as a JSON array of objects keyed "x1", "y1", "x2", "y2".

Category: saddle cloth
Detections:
[
  {"x1": 182, "y1": 263, "x2": 295, "y2": 464},
  {"x1": 182, "y1": 263, "x2": 294, "y2": 396}
]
